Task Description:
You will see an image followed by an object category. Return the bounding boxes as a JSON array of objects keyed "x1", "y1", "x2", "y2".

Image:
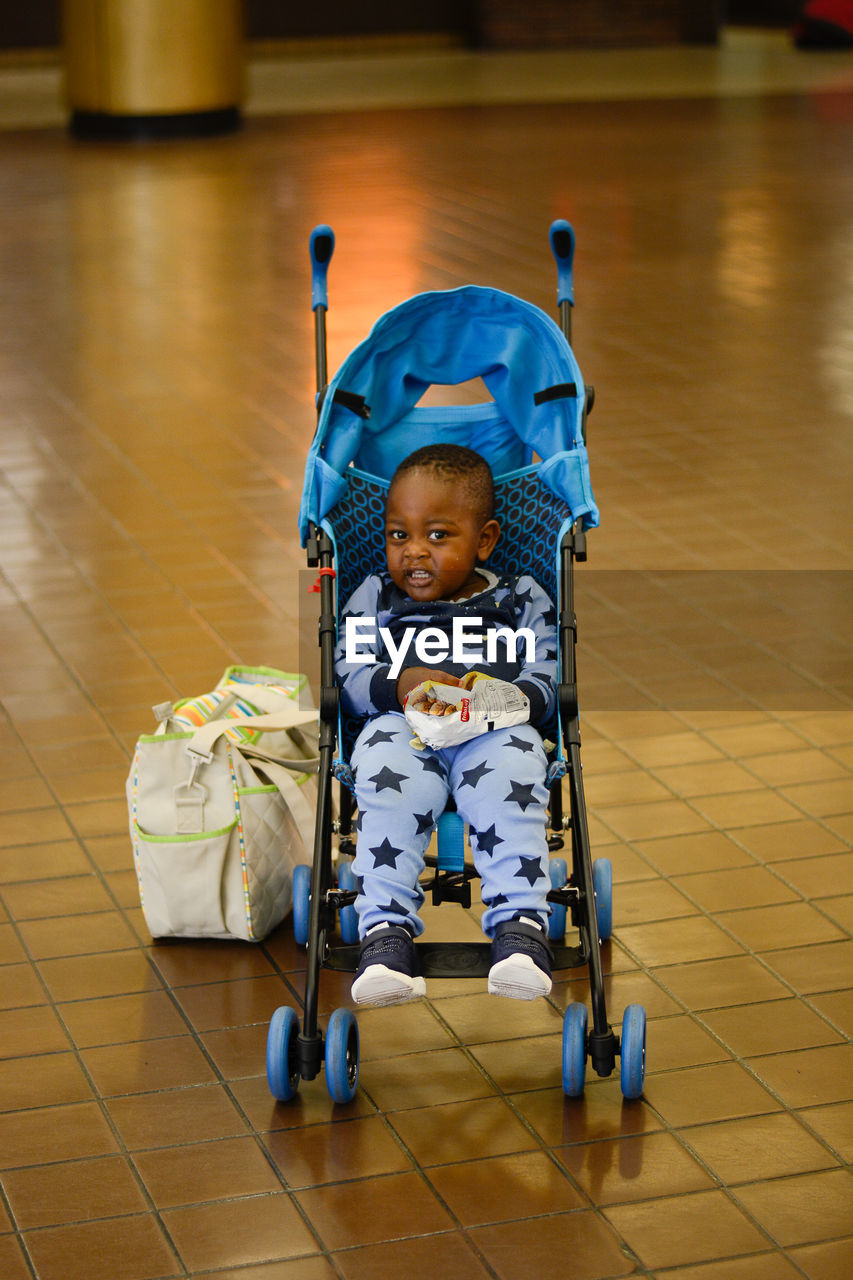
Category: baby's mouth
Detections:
[{"x1": 404, "y1": 568, "x2": 433, "y2": 588}]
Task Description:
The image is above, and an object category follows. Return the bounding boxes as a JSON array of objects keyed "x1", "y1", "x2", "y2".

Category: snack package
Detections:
[{"x1": 404, "y1": 673, "x2": 530, "y2": 749}]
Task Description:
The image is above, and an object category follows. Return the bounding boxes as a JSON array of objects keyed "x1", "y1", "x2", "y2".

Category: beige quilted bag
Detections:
[{"x1": 128, "y1": 668, "x2": 318, "y2": 942}]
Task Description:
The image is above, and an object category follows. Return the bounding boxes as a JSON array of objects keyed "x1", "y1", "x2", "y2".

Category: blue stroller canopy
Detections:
[{"x1": 298, "y1": 285, "x2": 599, "y2": 543}]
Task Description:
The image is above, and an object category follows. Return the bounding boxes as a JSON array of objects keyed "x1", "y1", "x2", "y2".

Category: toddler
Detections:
[{"x1": 334, "y1": 443, "x2": 558, "y2": 1005}]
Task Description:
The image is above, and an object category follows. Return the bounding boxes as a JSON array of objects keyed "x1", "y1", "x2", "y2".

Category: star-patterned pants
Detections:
[{"x1": 350, "y1": 712, "x2": 551, "y2": 939}]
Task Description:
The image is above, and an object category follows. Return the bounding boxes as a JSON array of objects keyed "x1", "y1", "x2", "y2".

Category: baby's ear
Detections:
[{"x1": 478, "y1": 519, "x2": 501, "y2": 560}]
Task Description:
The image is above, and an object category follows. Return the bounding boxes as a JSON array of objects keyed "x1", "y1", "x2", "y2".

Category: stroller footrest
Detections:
[{"x1": 325, "y1": 941, "x2": 585, "y2": 977}]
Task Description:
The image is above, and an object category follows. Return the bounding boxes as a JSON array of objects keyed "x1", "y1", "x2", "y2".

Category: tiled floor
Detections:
[{"x1": 1, "y1": 26, "x2": 852, "y2": 1280}]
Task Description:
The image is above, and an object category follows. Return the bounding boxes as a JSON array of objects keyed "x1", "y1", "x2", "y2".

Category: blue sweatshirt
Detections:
[{"x1": 334, "y1": 570, "x2": 558, "y2": 726}]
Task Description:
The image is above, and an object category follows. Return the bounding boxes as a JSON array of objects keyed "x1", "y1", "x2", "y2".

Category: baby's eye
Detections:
[
  {"x1": 428, "y1": 529, "x2": 448, "y2": 541},
  {"x1": 386, "y1": 529, "x2": 407, "y2": 541}
]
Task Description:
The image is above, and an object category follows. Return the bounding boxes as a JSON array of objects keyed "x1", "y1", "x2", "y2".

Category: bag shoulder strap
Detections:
[
  {"x1": 246, "y1": 756, "x2": 316, "y2": 857},
  {"x1": 188, "y1": 706, "x2": 317, "y2": 758}
]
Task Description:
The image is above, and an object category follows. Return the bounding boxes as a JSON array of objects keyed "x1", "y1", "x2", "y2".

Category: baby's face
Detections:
[{"x1": 385, "y1": 470, "x2": 499, "y2": 602}]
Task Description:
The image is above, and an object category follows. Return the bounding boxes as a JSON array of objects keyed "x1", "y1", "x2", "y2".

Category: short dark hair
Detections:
[{"x1": 390, "y1": 444, "x2": 495, "y2": 524}]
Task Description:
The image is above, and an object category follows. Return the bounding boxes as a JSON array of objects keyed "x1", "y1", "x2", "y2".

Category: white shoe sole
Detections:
[
  {"x1": 488, "y1": 954, "x2": 552, "y2": 1001},
  {"x1": 351, "y1": 964, "x2": 426, "y2": 1007}
]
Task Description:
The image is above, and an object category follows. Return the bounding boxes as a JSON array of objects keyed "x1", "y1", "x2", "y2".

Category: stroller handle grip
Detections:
[
  {"x1": 549, "y1": 220, "x2": 575, "y2": 307},
  {"x1": 310, "y1": 225, "x2": 335, "y2": 311}
]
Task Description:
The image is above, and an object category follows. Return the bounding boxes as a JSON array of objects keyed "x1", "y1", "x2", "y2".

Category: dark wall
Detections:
[{"x1": 2, "y1": 1, "x2": 735, "y2": 54}]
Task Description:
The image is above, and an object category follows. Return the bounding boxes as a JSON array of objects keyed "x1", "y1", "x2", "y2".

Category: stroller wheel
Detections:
[
  {"x1": 267, "y1": 1006, "x2": 301, "y2": 1102},
  {"x1": 592, "y1": 858, "x2": 613, "y2": 942},
  {"x1": 562, "y1": 1002, "x2": 588, "y2": 1097},
  {"x1": 292, "y1": 864, "x2": 311, "y2": 947},
  {"x1": 548, "y1": 856, "x2": 568, "y2": 941},
  {"x1": 325, "y1": 1007, "x2": 360, "y2": 1104},
  {"x1": 620, "y1": 1004, "x2": 647, "y2": 1100},
  {"x1": 337, "y1": 859, "x2": 359, "y2": 945}
]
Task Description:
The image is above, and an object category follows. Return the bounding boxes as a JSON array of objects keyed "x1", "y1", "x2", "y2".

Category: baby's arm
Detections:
[
  {"x1": 510, "y1": 577, "x2": 558, "y2": 725},
  {"x1": 333, "y1": 576, "x2": 391, "y2": 717}
]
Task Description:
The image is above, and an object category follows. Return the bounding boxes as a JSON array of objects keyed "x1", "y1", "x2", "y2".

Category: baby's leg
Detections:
[
  {"x1": 351, "y1": 712, "x2": 450, "y2": 938},
  {"x1": 449, "y1": 725, "x2": 551, "y2": 937}
]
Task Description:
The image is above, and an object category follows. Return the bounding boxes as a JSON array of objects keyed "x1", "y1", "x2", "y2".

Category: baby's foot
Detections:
[
  {"x1": 488, "y1": 916, "x2": 552, "y2": 1000},
  {"x1": 351, "y1": 924, "x2": 426, "y2": 1006}
]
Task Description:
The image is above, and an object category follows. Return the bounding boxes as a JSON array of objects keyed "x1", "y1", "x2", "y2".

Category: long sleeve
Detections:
[
  {"x1": 509, "y1": 575, "x2": 558, "y2": 726},
  {"x1": 333, "y1": 575, "x2": 399, "y2": 718}
]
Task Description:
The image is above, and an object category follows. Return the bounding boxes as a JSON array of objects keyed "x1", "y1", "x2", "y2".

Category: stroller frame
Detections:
[{"x1": 266, "y1": 223, "x2": 646, "y2": 1104}]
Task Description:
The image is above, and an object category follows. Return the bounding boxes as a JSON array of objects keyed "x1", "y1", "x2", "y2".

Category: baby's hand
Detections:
[{"x1": 396, "y1": 667, "x2": 460, "y2": 706}]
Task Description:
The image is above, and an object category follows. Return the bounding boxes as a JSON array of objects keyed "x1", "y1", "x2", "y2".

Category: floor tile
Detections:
[
  {"x1": 264, "y1": 1113, "x2": 412, "y2": 1188},
  {"x1": 510, "y1": 1084, "x2": 663, "y2": 1147},
  {"x1": 679, "y1": 1112, "x2": 840, "y2": 1184},
  {"x1": 642, "y1": 1061, "x2": 782, "y2": 1128},
  {"x1": 162, "y1": 1193, "x2": 320, "y2": 1272},
  {"x1": 0, "y1": 1236, "x2": 31, "y2": 1280},
  {"x1": 772, "y1": 852, "x2": 853, "y2": 900},
  {"x1": 671, "y1": 865, "x2": 799, "y2": 914},
  {"x1": 788, "y1": 1237, "x2": 853, "y2": 1280},
  {"x1": 81, "y1": 1034, "x2": 218, "y2": 1096},
  {"x1": 650, "y1": 957, "x2": 788, "y2": 1013},
  {"x1": 746, "y1": 1044, "x2": 853, "y2": 1110},
  {"x1": 648, "y1": 1250, "x2": 803, "y2": 1279},
  {"x1": 614, "y1": 879, "x2": 699, "y2": 927},
  {"x1": 37, "y1": 949, "x2": 162, "y2": 1001},
  {"x1": 428, "y1": 1149, "x2": 586, "y2": 1225},
  {"x1": 799, "y1": 1100, "x2": 853, "y2": 1163},
  {"x1": 295, "y1": 1172, "x2": 454, "y2": 1251},
  {"x1": 358, "y1": 1045, "x2": 493, "y2": 1112},
  {"x1": 764, "y1": 940, "x2": 853, "y2": 994},
  {"x1": 700, "y1": 997, "x2": 843, "y2": 1057},
  {"x1": 59, "y1": 990, "x2": 188, "y2": 1047},
  {"x1": 643, "y1": 1014, "x2": 731, "y2": 1072},
  {"x1": 387, "y1": 1096, "x2": 538, "y2": 1167},
  {"x1": 0, "y1": 1003, "x2": 69, "y2": 1057},
  {"x1": 106, "y1": 1083, "x2": 249, "y2": 1150},
  {"x1": 468, "y1": 1033, "x2": 564, "y2": 1093},
  {"x1": 557, "y1": 1129, "x2": 714, "y2": 1205},
  {"x1": 174, "y1": 975, "x2": 286, "y2": 1032},
  {"x1": 333, "y1": 1233, "x2": 494, "y2": 1280},
  {"x1": 0, "y1": 1050, "x2": 93, "y2": 1112},
  {"x1": 468, "y1": 1210, "x2": 634, "y2": 1280},
  {"x1": 716, "y1": 902, "x2": 846, "y2": 953},
  {"x1": 730, "y1": 821, "x2": 845, "y2": 864},
  {"x1": 195, "y1": 1259, "x2": 339, "y2": 1280},
  {"x1": 615, "y1": 916, "x2": 745, "y2": 968},
  {"x1": 230, "y1": 1074, "x2": 376, "y2": 1133},
  {"x1": 734, "y1": 1169, "x2": 853, "y2": 1248},
  {"x1": 18, "y1": 909, "x2": 138, "y2": 959},
  {"x1": 427, "y1": 991, "x2": 563, "y2": 1045},
  {"x1": 24, "y1": 1213, "x2": 178, "y2": 1280},
  {"x1": 604, "y1": 1189, "x2": 770, "y2": 1270},
  {"x1": 134, "y1": 1135, "x2": 283, "y2": 1208},
  {"x1": 3, "y1": 1154, "x2": 148, "y2": 1229}
]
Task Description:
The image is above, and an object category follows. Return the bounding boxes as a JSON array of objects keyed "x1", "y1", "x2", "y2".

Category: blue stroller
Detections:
[{"x1": 266, "y1": 222, "x2": 647, "y2": 1104}]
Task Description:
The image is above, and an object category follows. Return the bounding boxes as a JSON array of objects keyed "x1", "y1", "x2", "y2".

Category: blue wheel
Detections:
[
  {"x1": 562, "y1": 1002, "x2": 588, "y2": 1097},
  {"x1": 593, "y1": 858, "x2": 613, "y2": 942},
  {"x1": 292, "y1": 863, "x2": 311, "y2": 947},
  {"x1": 620, "y1": 1004, "x2": 647, "y2": 1100},
  {"x1": 267, "y1": 1006, "x2": 300, "y2": 1102},
  {"x1": 548, "y1": 856, "x2": 568, "y2": 941},
  {"x1": 325, "y1": 1007, "x2": 359, "y2": 1104},
  {"x1": 337, "y1": 858, "x2": 359, "y2": 945}
]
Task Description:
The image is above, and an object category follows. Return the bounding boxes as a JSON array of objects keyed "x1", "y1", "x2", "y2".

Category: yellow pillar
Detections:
[{"x1": 63, "y1": 0, "x2": 244, "y2": 138}]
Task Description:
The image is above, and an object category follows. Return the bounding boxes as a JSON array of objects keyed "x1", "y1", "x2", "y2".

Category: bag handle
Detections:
[
  {"x1": 245, "y1": 756, "x2": 316, "y2": 857},
  {"x1": 187, "y1": 705, "x2": 317, "y2": 759}
]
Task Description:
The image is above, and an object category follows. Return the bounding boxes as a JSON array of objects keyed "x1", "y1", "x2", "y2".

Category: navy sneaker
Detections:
[
  {"x1": 351, "y1": 924, "x2": 426, "y2": 1006},
  {"x1": 488, "y1": 916, "x2": 553, "y2": 1000}
]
